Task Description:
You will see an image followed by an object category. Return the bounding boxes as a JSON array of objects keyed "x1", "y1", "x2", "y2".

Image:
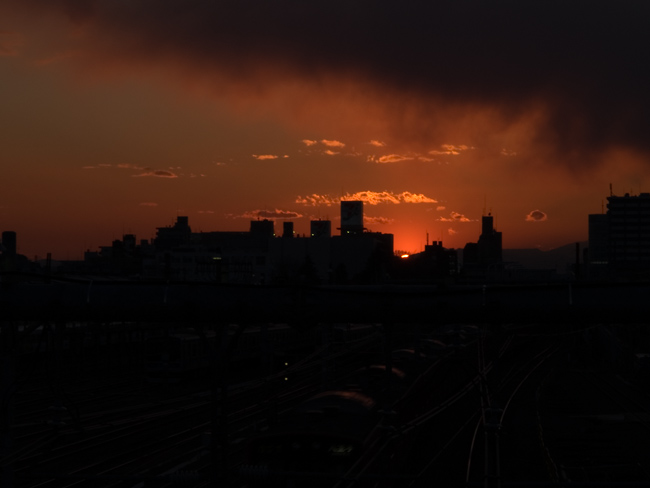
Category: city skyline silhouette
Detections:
[
  {"x1": 3, "y1": 3, "x2": 650, "y2": 260},
  {"x1": 4, "y1": 4, "x2": 650, "y2": 486}
]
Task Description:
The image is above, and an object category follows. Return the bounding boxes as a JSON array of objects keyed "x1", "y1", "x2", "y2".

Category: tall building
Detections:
[
  {"x1": 340, "y1": 200, "x2": 364, "y2": 235},
  {"x1": 465, "y1": 214, "x2": 502, "y2": 266},
  {"x1": 461, "y1": 213, "x2": 503, "y2": 283},
  {"x1": 589, "y1": 192, "x2": 650, "y2": 277}
]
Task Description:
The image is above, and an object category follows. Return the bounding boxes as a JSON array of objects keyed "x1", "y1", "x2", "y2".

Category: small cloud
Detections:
[
  {"x1": 283, "y1": 155, "x2": 289, "y2": 158},
  {"x1": 444, "y1": 144, "x2": 471, "y2": 151},
  {"x1": 296, "y1": 194, "x2": 338, "y2": 206},
  {"x1": 133, "y1": 170, "x2": 178, "y2": 178},
  {"x1": 400, "y1": 192, "x2": 438, "y2": 203},
  {"x1": 501, "y1": 148, "x2": 517, "y2": 156},
  {"x1": 376, "y1": 154, "x2": 414, "y2": 163},
  {"x1": 302, "y1": 139, "x2": 318, "y2": 146},
  {"x1": 252, "y1": 154, "x2": 279, "y2": 160},
  {"x1": 241, "y1": 208, "x2": 304, "y2": 219},
  {"x1": 324, "y1": 149, "x2": 339, "y2": 156},
  {"x1": 321, "y1": 139, "x2": 345, "y2": 148},
  {"x1": 417, "y1": 156, "x2": 436, "y2": 162},
  {"x1": 526, "y1": 210, "x2": 548, "y2": 222},
  {"x1": 429, "y1": 144, "x2": 473, "y2": 156},
  {"x1": 139, "y1": 202, "x2": 158, "y2": 207},
  {"x1": 365, "y1": 216, "x2": 394, "y2": 225},
  {"x1": 437, "y1": 205, "x2": 446, "y2": 211},
  {"x1": 197, "y1": 210, "x2": 214, "y2": 214},
  {"x1": 448, "y1": 228, "x2": 457, "y2": 235},
  {"x1": 369, "y1": 140, "x2": 386, "y2": 147},
  {"x1": 438, "y1": 211, "x2": 472, "y2": 222}
]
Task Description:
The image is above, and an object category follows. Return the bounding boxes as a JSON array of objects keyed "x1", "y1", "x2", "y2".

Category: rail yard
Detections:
[{"x1": 3, "y1": 314, "x2": 650, "y2": 487}]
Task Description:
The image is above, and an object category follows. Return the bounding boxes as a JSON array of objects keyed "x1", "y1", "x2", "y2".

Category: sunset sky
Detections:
[{"x1": 2, "y1": 1, "x2": 650, "y2": 260}]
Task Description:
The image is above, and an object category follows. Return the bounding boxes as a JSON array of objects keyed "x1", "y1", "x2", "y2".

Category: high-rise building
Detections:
[
  {"x1": 607, "y1": 193, "x2": 650, "y2": 263},
  {"x1": 589, "y1": 193, "x2": 650, "y2": 276},
  {"x1": 477, "y1": 214, "x2": 502, "y2": 265},
  {"x1": 340, "y1": 201, "x2": 364, "y2": 235}
]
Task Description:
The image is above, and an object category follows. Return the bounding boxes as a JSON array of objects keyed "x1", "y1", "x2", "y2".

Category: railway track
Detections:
[
  {"x1": 14, "y1": 322, "x2": 638, "y2": 487},
  {"x1": 7, "y1": 328, "x2": 382, "y2": 487},
  {"x1": 538, "y1": 338, "x2": 650, "y2": 485}
]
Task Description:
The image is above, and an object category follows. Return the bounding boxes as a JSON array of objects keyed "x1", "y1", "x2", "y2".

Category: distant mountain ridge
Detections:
[{"x1": 503, "y1": 241, "x2": 587, "y2": 273}]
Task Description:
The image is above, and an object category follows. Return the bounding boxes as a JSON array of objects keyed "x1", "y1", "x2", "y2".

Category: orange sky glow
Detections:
[{"x1": 2, "y1": 2, "x2": 649, "y2": 260}]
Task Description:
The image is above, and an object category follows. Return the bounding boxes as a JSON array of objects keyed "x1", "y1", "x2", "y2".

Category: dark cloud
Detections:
[{"x1": 11, "y1": 1, "x2": 650, "y2": 156}]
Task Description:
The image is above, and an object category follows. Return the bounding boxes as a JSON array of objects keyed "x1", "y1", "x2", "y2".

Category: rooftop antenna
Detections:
[{"x1": 426, "y1": 231, "x2": 429, "y2": 246}]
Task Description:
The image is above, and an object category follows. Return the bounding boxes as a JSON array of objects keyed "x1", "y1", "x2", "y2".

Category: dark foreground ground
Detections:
[{"x1": 4, "y1": 322, "x2": 650, "y2": 487}]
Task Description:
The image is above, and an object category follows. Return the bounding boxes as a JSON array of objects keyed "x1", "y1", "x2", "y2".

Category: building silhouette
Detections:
[
  {"x1": 390, "y1": 240, "x2": 458, "y2": 284},
  {"x1": 463, "y1": 214, "x2": 502, "y2": 267},
  {"x1": 0, "y1": 230, "x2": 38, "y2": 278},
  {"x1": 75, "y1": 202, "x2": 395, "y2": 284},
  {"x1": 588, "y1": 192, "x2": 650, "y2": 279},
  {"x1": 340, "y1": 201, "x2": 364, "y2": 235},
  {"x1": 1, "y1": 231, "x2": 16, "y2": 257}
]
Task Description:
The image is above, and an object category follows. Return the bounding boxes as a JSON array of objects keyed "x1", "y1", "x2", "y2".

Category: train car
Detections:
[
  {"x1": 243, "y1": 390, "x2": 378, "y2": 486},
  {"x1": 144, "y1": 324, "x2": 316, "y2": 383},
  {"x1": 242, "y1": 350, "x2": 433, "y2": 486},
  {"x1": 144, "y1": 329, "x2": 217, "y2": 382},
  {"x1": 241, "y1": 327, "x2": 482, "y2": 486}
]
